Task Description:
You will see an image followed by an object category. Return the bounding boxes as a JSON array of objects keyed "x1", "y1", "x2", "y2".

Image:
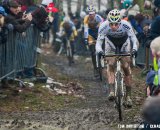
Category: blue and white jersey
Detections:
[{"x1": 96, "y1": 20, "x2": 138, "y2": 53}]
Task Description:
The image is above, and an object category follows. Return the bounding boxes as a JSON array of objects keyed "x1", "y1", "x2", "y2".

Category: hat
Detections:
[
  {"x1": 0, "y1": 6, "x2": 7, "y2": 16},
  {"x1": 8, "y1": 0, "x2": 19, "y2": 8},
  {"x1": 42, "y1": 0, "x2": 53, "y2": 6},
  {"x1": 128, "y1": 4, "x2": 140, "y2": 16}
]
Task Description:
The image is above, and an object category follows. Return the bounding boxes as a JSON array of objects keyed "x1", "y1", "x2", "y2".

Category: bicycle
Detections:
[
  {"x1": 54, "y1": 33, "x2": 73, "y2": 66},
  {"x1": 96, "y1": 53, "x2": 104, "y2": 81},
  {"x1": 54, "y1": 33, "x2": 63, "y2": 55},
  {"x1": 65, "y1": 36, "x2": 73, "y2": 66},
  {"x1": 102, "y1": 53, "x2": 135, "y2": 121}
]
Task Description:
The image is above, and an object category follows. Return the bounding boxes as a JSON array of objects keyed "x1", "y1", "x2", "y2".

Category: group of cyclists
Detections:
[
  {"x1": 58, "y1": 3, "x2": 140, "y2": 107},
  {"x1": 55, "y1": 0, "x2": 160, "y2": 113}
]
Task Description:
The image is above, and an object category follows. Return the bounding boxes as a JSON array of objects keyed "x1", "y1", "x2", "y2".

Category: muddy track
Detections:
[{"x1": 0, "y1": 48, "x2": 142, "y2": 130}]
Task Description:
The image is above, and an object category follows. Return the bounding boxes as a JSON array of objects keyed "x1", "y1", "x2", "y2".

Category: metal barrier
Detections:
[
  {"x1": 15, "y1": 25, "x2": 40, "y2": 73},
  {"x1": 0, "y1": 25, "x2": 42, "y2": 81},
  {"x1": 0, "y1": 30, "x2": 16, "y2": 80},
  {"x1": 136, "y1": 43, "x2": 153, "y2": 69}
]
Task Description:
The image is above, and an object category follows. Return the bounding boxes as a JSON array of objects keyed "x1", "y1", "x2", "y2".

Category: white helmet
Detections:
[
  {"x1": 80, "y1": 11, "x2": 86, "y2": 19},
  {"x1": 86, "y1": 5, "x2": 96, "y2": 14},
  {"x1": 63, "y1": 16, "x2": 70, "y2": 22},
  {"x1": 108, "y1": 9, "x2": 121, "y2": 23}
]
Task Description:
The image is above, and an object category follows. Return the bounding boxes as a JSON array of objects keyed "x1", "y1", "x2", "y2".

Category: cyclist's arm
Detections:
[
  {"x1": 73, "y1": 28, "x2": 78, "y2": 37},
  {"x1": 122, "y1": 21, "x2": 138, "y2": 51},
  {"x1": 59, "y1": 21, "x2": 65, "y2": 36},
  {"x1": 96, "y1": 22, "x2": 107, "y2": 53},
  {"x1": 83, "y1": 15, "x2": 89, "y2": 39},
  {"x1": 95, "y1": 15, "x2": 104, "y2": 28}
]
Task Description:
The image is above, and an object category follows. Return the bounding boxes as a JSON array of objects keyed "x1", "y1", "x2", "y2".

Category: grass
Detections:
[{"x1": 0, "y1": 84, "x2": 79, "y2": 112}]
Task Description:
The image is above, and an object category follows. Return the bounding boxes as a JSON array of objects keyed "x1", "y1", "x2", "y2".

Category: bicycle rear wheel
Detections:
[
  {"x1": 115, "y1": 71, "x2": 123, "y2": 121},
  {"x1": 66, "y1": 40, "x2": 73, "y2": 66},
  {"x1": 98, "y1": 56, "x2": 103, "y2": 81}
]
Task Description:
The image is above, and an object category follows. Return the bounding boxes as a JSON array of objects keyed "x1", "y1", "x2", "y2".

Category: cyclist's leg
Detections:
[
  {"x1": 105, "y1": 57, "x2": 116, "y2": 98},
  {"x1": 88, "y1": 35, "x2": 98, "y2": 77},
  {"x1": 121, "y1": 38, "x2": 132, "y2": 107},
  {"x1": 122, "y1": 57, "x2": 133, "y2": 107},
  {"x1": 104, "y1": 37, "x2": 116, "y2": 99}
]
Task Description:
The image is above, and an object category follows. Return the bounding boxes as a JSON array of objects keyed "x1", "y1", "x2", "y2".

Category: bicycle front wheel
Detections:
[{"x1": 115, "y1": 71, "x2": 124, "y2": 121}]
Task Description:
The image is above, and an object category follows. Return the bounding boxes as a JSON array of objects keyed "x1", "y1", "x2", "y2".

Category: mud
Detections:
[{"x1": 0, "y1": 47, "x2": 144, "y2": 130}]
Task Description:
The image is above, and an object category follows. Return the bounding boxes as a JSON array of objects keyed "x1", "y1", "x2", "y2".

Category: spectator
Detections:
[
  {"x1": 2, "y1": 0, "x2": 33, "y2": 33},
  {"x1": 145, "y1": 1, "x2": 160, "y2": 48},
  {"x1": 138, "y1": 97, "x2": 160, "y2": 130},
  {"x1": 0, "y1": 6, "x2": 9, "y2": 44},
  {"x1": 146, "y1": 37, "x2": 160, "y2": 96}
]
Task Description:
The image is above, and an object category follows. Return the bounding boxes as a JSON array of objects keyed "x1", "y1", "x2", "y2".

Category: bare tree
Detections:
[
  {"x1": 98, "y1": 0, "x2": 101, "y2": 11},
  {"x1": 76, "y1": 0, "x2": 82, "y2": 15},
  {"x1": 67, "y1": 0, "x2": 72, "y2": 13},
  {"x1": 83, "y1": 0, "x2": 87, "y2": 11},
  {"x1": 55, "y1": 0, "x2": 63, "y2": 12},
  {"x1": 106, "y1": 0, "x2": 113, "y2": 9}
]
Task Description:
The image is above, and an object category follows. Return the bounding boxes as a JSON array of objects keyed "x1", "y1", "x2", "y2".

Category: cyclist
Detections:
[
  {"x1": 59, "y1": 16, "x2": 78, "y2": 63},
  {"x1": 83, "y1": 5, "x2": 103, "y2": 77},
  {"x1": 96, "y1": 9, "x2": 138, "y2": 107}
]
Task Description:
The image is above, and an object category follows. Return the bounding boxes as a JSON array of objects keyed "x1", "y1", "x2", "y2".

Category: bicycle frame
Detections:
[
  {"x1": 114, "y1": 56, "x2": 125, "y2": 98},
  {"x1": 55, "y1": 32, "x2": 73, "y2": 66},
  {"x1": 105, "y1": 53, "x2": 131, "y2": 121}
]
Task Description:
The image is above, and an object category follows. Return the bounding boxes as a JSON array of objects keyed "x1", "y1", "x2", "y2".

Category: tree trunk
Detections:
[
  {"x1": 67, "y1": 0, "x2": 72, "y2": 13},
  {"x1": 98, "y1": 0, "x2": 101, "y2": 11},
  {"x1": 83, "y1": 0, "x2": 87, "y2": 11},
  {"x1": 76, "y1": 0, "x2": 82, "y2": 15},
  {"x1": 106, "y1": 0, "x2": 114, "y2": 9},
  {"x1": 55, "y1": 0, "x2": 63, "y2": 12}
]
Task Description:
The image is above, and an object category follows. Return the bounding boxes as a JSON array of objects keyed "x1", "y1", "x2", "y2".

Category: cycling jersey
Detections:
[
  {"x1": 84, "y1": 14, "x2": 103, "y2": 39},
  {"x1": 60, "y1": 21, "x2": 77, "y2": 38},
  {"x1": 96, "y1": 20, "x2": 138, "y2": 53}
]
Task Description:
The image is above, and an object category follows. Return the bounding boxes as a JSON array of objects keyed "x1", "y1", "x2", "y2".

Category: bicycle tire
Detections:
[
  {"x1": 115, "y1": 71, "x2": 123, "y2": 121},
  {"x1": 66, "y1": 40, "x2": 73, "y2": 66},
  {"x1": 98, "y1": 56, "x2": 103, "y2": 81},
  {"x1": 54, "y1": 41, "x2": 62, "y2": 53}
]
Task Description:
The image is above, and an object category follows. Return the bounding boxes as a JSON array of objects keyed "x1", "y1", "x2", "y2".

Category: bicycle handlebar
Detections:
[
  {"x1": 104, "y1": 53, "x2": 131, "y2": 57},
  {"x1": 103, "y1": 53, "x2": 136, "y2": 67}
]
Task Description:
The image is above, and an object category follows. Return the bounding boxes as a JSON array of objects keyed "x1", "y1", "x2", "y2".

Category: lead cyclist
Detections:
[{"x1": 96, "y1": 9, "x2": 138, "y2": 107}]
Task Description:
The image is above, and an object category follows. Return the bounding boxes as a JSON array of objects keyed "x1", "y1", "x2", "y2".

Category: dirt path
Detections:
[{"x1": 0, "y1": 47, "x2": 144, "y2": 130}]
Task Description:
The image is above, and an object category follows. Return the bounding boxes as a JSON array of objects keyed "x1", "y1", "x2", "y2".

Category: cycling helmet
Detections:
[
  {"x1": 86, "y1": 5, "x2": 96, "y2": 14},
  {"x1": 80, "y1": 11, "x2": 86, "y2": 19},
  {"x1": 63, "y1": 16, "x2": 70, "y2": 22},
  {"x1": 108, "y1": 9, "x2": 121, "y2": 23}
]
